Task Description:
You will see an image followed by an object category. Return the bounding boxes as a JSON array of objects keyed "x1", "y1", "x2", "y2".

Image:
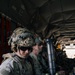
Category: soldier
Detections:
[
  {"x1": 34, "y1": 36, "x2": 49, "y2": 75},
  {"x1": 0, "y1": 27, "x2": 35, "y2": 75}
]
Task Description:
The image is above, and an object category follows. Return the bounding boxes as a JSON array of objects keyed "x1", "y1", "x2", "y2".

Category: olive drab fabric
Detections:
[
  {"x1": 0, "y1": 54, "x2": 33, "y2": 75},
  {"x1": 37, "y1": 53, "x2": 50, "y2": 75},
  {"x1": 30, "y1": 52, "x2": 43, "y2": 75}
]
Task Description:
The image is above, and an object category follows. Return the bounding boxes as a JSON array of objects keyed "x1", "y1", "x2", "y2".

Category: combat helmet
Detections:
[
  {"x1": 34, "y1": 34, "x2": 44, "y2": 46},
  {"x1": 8, "y1": 27, "x2": 35, "y2": 52}
]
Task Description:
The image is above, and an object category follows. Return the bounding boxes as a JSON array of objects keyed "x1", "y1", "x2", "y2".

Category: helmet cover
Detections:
[{"x1": 8, "y1": 27, "x2": 35, "y2": 51}]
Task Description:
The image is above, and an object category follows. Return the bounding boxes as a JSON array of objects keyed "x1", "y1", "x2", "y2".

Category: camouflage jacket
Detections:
[
  {"x1": 0, "y1": 53, "x2": 33, "y2": 75},
  {"x1": 30, "y1": 52, "x2": 43, "y2": 75}
]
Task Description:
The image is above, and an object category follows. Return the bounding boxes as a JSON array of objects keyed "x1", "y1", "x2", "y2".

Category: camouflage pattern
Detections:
[
  {"x1": 8, "y1": 27, "x2": 35, "y2": 51},
  {"x1": 0, "y1": 54, "x2": 33, "y2": 75}
]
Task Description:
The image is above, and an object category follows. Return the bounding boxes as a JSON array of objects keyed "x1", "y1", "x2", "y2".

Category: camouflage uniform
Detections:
[
  {"x1": 0, "y1": 27, "x2": 35, "y2": 75},
  {"x1": 30, "y1": 52, "x2": 43, "y2": 75},
  {"x1": 37, "y1": 47, "x2": 49, "y2": 75},
  {"x1": 0, "y1": 54, "x2": 33, "y2": 75}
]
